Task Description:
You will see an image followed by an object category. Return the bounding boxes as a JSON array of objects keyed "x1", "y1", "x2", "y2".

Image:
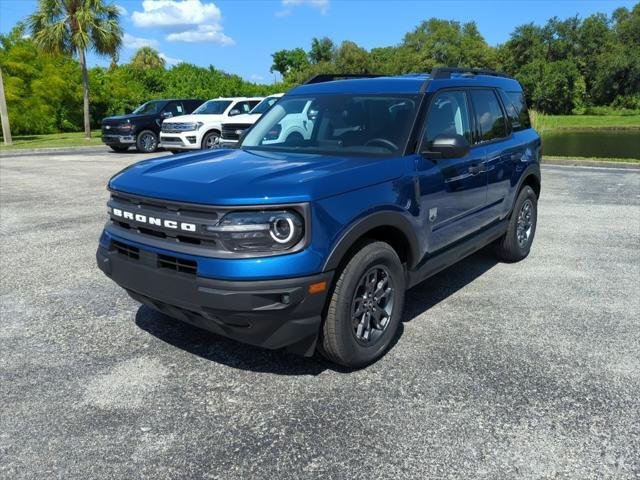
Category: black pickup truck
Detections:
[{"x1": 101, "y1": 99, "x2": 203, "y2": 153}]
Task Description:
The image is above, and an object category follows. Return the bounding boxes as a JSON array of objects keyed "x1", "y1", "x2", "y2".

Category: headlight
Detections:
[
  {"x1": 185, "y1": 122, "x2": 203, "y2": 131},
  {"x1": 206, "y1": 210, "x2": 304, "y2": 252},
  {"x1": 119, "y1": 121, "x2": 133, "y2": 132}
]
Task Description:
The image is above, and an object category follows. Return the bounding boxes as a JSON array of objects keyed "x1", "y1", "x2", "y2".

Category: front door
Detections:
[{"x1": 416, "y1": 90, "x2": 489, "y2": 252}]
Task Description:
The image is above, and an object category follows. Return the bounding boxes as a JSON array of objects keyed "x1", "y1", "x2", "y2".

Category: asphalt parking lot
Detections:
[{"x1": 1, "y1": 147, "x2": 639, "y2": 479}]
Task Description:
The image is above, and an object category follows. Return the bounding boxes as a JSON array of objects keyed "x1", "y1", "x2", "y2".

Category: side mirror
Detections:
[
  {"x1": 229, "y1": 109, "x2": 241, "y2": 116},
  {"x1": 424, "y1": 134, "x2": 470, "y2": 159},
  {"x1": 161, "y1": 111, "x2": 173, "y2": 119},
  {"x1": 307, "y1": 108, "x2": 319, "y2": 121}
]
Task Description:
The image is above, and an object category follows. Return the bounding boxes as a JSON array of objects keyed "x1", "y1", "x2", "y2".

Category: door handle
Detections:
[{"x1": 468, "y1": 163, "x2": 485, "y2": 175}]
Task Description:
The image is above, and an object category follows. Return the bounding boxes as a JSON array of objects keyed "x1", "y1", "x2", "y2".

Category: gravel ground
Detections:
[{"x1": 1, "y1": 149, "x2": 639, "y2": 479}]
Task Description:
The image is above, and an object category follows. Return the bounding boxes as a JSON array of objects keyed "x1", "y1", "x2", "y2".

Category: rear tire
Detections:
[
  {"x1": 109, "y1": 145, "x2": 129, "y2": 152},
  {"x1": 320, "y1": 241, "x2": 405, "y2": 368},
  {"x1": 493, "y1": 185, "x2": 537, "y2": 262},
  {"x1": 136, "y1": 130, "x2": 158, "y2": 153}
]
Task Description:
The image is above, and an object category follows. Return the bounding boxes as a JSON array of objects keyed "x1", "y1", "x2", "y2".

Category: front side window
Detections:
[
  {"x1": 470, "y1": 89, "x2": 508, "y2": 142},
  {"x1": 133, "y1": 101, "x2": 163, "y2": 115},
  {"x1": 193, "y1": 100, "x2": 232, "y2": 115},
  {"x1": 163, "y1": 101, "x2": 184, "y2": 116},
  {"x1": 232, "y1": 101, "x2": 260, "y2": 115},
  {"x1": 423, "y1": 90, "x2": 472, "y2": 145},
  {"x1": 242, "y1": 94, "x2": 419, "y2": 157}
]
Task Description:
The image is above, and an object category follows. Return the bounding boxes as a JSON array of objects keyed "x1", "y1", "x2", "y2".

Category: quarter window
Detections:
[
  {"x1": 423, "y1": 91, "x2": 472, "y2": 145},
  {"x1": 501, "y1": 91, "x2": 532, "y2": 131},
  {"x1": 470, "y1": 90, "x2": 508, "y2": 142}
]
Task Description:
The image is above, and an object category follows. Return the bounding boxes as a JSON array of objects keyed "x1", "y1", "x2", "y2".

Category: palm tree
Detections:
[
  {"x1": 131, "y1": 47, "x2": 166, "y2": 70},
  {"x1": 28, "y1": 0, "x2": 122, "y2": 138}
]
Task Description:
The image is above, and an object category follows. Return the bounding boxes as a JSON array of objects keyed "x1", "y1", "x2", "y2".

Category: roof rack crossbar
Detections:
[
  {"x1": 303, "y1": 73, "x2": 383, "y2": 85},
  {"x1": 430, "y1": 67, "x2": 510, "y2": 80}
]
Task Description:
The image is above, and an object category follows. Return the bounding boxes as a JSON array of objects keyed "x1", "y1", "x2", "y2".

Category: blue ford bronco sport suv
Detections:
[{"x1": 97, "y1": 68, "x2": 541, "y2": 367}]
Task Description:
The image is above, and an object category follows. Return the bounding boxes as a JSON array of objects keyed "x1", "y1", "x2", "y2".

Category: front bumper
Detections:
[
  {"x1": 159, "y1": 131, "x2": 201, "y2": 150},
  {"x1": 96, "y1": 242, "x2": 333, "y2": 356},
  {"x1": 102, "y1": 134, "x2": 135, "y2": 146}
]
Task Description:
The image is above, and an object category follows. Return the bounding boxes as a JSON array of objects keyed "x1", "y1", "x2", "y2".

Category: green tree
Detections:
[
  {"x1": 309, "y1": 37, "x2": 335, "y2": 64},
  {"x1": 130, "y1": 46, "x2": 165, "y2": 70},
  {"x1": 27, "y1": 0, "x2": 122, "y2": 137},
  {"x1": 399, "y1": 18, "x2": 495, "y2": 72},
  {"x1": 270, "y1": 48, "x2": 309, "y2": 78},
  {"x1": 333, "y1": 41, "x2": 372, "y2": 73}
]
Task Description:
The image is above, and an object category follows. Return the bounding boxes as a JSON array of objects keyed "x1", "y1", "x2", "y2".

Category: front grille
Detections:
[
  {"x1": 107, "y1": 191, "x2": 227, "y2": 252},
  {"x1": 112, "y1": 240, "x2": 139, "y2": 259},
  {"x1": 222, "y1": 123, "x2": 250, "y2": 140},
  {"x1": 162, "y1": 123, "x2": 194, "y2": 133},
  {"x1": 158, "y1": 254, "x2": 197, "y2": 275}
]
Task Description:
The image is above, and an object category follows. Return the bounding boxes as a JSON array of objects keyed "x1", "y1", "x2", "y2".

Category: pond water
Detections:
[{"x1": 541, "y1": 129, "x2": 639, "y2": 159}]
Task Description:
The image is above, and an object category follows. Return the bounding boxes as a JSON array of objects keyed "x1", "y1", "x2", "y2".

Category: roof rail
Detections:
[
  {"x1": 303, "y1": 73, "x2": 383, "y2": 85},
  {"x1": 430, "y1": 67, "x2": 510, "y2": 80}
]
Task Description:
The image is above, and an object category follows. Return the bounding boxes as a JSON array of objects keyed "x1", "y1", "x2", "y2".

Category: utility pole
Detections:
[{"x1": 0, "y1": 66, "x2": 12, "y2": 145}]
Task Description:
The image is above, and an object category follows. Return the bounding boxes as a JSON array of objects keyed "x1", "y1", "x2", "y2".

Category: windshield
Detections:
[
  {"x1": 250, "y1": 96, "x2": 281, "y2": 115},
  {"x1": 241, "y1": 94, "x2": 419, "y2": 156},
  {"x1": 132, "y1": 101, "x2": 163, "y2": 115},
  {"x1": 193, "y1": 100, "x2": 232, "y2": 115}
]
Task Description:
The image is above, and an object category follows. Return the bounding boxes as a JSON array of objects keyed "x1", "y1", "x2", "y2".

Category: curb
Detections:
[
  {"x1": 541, "y1": 158, "x2": 640, "y2": 170},
  {"x1": 0, "y1": 145, "x2": 109, "y2": 157}
]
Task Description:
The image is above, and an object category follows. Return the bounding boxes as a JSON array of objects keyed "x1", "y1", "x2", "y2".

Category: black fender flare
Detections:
[
  {"x1": 322, "y1": 211, "x2": 421, "y2": 272},
  {"x1": 507, "y1": 163, "x2": 541, "y2": 217},
  {"x1": 517, "y1": 163, "x2": 541, "y2": 193}
]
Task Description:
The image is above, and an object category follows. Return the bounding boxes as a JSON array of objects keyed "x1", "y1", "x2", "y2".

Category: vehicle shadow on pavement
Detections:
[
  {"x1": 134, "y1": 248, "x2": 498, "y2": 375},
  {"x1": 402, "y1": 247, "x2": 498, "y2": 323}
]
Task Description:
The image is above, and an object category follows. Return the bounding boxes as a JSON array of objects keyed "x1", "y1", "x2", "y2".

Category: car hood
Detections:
[
  {"x1": 109, "y1": 148, "x2": 404, "y2": 205},
  {"x1": 223, "y1": 113, "x2": 259, "y2": 125},
  {"x1": 163, "y1": 114, "x2": 223, "y2": 124},
  {"x1": 102, "y1": 113, "x2": 154, "y2": 123}
]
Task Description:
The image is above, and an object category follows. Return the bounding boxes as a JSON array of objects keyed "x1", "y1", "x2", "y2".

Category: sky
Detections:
[{"x1": 0, "y1": 0, "x2": 636, "y2": 83}]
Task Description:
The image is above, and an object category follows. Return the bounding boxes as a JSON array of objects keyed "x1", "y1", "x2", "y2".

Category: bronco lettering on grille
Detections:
[{"x1": 111, "y1": 208, "x2": 197, "y2": 232}]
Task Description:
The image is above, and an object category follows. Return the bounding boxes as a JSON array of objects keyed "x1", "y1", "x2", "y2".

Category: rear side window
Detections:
[
  {"x1": 501, "y1": 91, "x2": 532, "y2": 131},
  {"x1": 423, "y1": 90, "x2": 472, "y2": 144},
  {"x1": 470, "y1": 90, "x2": 508, "y2": 142}
]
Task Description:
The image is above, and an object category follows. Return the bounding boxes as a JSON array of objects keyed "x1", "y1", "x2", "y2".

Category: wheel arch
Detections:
[
  {"x1": 517, "y1": 164, "x2": 541, "y2": 198},
  {"x1": 323, "y1": 212, "x2": 421, "y2": 273}
]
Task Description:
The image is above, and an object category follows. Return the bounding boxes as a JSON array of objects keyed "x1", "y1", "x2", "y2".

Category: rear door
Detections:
[
  {"x1": 416, "y1": 89, "x2": 489, "y2": 252},
  {"x1": 468, "y1": 89, "x2": 514, "y2": 221}
]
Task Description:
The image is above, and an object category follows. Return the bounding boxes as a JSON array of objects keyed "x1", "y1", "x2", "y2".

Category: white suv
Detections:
[
  {"x1": 160, "y1": 97, "x2": 263, "y2": 151},
  {"x1": 220, "y1": 93, "x2": 284, "y2": 147}
]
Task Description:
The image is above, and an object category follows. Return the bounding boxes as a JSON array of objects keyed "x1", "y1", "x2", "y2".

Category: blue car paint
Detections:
[{"x1": 105, "y1": 73, "x2": 541, "y2": 283}]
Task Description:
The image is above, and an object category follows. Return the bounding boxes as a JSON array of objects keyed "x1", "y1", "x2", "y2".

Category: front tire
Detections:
[
  {"x1": 136, "y1": 130, "x2": 159, "y2": 153},
  {"x1": 493, "y1": 185, "x2": 538, "y2": 262},
  {"x1": 201, "y1": 131, "x2": 220, "y2": 149},
  {"x1": 320, "y1": 241, "x2": 405, "y2": 368}
]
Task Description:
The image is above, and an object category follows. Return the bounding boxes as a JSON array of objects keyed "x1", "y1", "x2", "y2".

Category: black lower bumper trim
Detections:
[{"x1": 97, "y1": 245, "x2": 333, "y2": 356}]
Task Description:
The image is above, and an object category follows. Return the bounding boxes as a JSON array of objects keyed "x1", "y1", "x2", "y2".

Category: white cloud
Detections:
[
  {"x1": 115, "y1": 4, "x2": 128, "y2": 16},
  {"x1": 159, "y1": 53, "x2": 182, "y2": 65},
  {"x1": 122, "y1": 33, "x2": 159, "y2": 49},
  {"x1": 281, "y1": 0, "x2": 329, "y2": 15},
  {"x1": 132, "y1": 0, "x2": 220, "y2": 28},
  {"x1": 166, "y1": 24, "x2": 234, "y2": 45},
  {"x1": 131, "y1": 1, "x2": 234, "y2": 45},
  {"x1": 251, "y1": 74, "x2": 264, "y2": 82}
]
